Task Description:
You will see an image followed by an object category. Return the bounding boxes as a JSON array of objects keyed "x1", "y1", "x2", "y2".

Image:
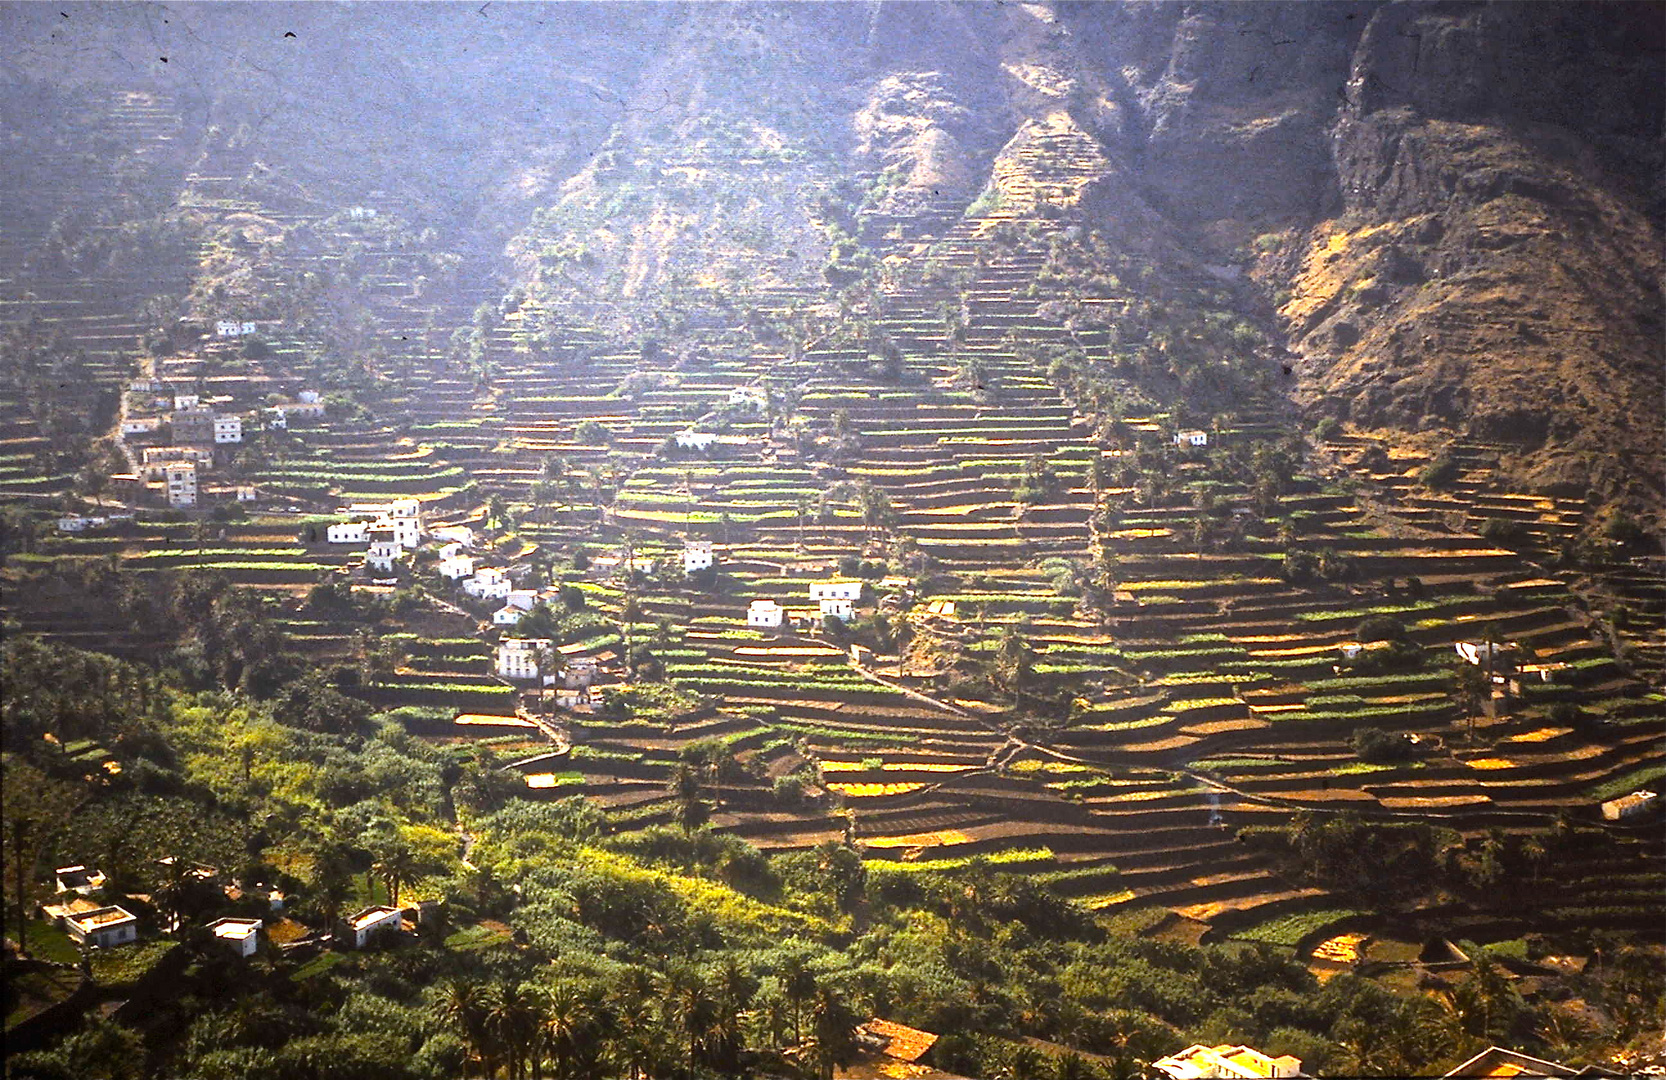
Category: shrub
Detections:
[{"x1": 1353, "y1": 726, "x2": 1414, "y2": 765}]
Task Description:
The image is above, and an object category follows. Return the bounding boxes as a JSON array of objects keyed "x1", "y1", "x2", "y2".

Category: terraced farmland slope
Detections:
[{"x1": 1, "y1": 0, "x2": 1660, "y2": 963}]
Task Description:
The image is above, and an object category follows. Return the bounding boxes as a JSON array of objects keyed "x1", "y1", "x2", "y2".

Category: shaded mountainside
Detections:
[{"x1": 2, "y1": 0, "x2": 1662, "y2": 515}]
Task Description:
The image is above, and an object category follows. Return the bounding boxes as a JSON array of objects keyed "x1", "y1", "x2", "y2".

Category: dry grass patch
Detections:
[{"x1": 864, "y1": 829, "x2": 974, "y2": 848}]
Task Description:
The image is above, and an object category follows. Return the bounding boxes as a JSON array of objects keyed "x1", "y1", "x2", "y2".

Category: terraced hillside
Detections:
[{"x1": 1, "y1": 0, "x2": 1660, "y2": 975}]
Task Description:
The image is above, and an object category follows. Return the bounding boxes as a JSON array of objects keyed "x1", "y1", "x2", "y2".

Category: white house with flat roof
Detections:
[
  {"x1": 1602, "y1": 790, "x2": 1657, "y2": 821},
  {"x1": 365, "y1": 541, "x2": 402, "y2": 574},
  {"x1": 64, "y1": 906, "x2": 138, "y2": 949},
  {"x1": 438, "y1": 555, "x2": 475, "y2": 580},
  {"x1": 683, "y1": 540, "x2": 714, "y2": 573},
  {"x1": 164, "y1": 463, "x2": 198, "y2": 508},
  {"x1": 496, "y1": 638, "x2": 552, "y2": 681},
  {"x1": 1151, "y1": 1044, "x2": 1303, "y2": 1079},
  {"x1": 462, "y1": 567, "x2": 511, "y2": 600},
  {"x1": 748, "y1": 599, "x2": 784, "y2": 628},
  {"x1": 339, "y1": 905, "x2": 402, "y2": 949},
  {"x1": 810, "y1": 580, "x2": 863, "y2": 602},
  {"x1": 213, "y1": 415, "x2": 243, "y2": 444},
  {"x1": 1172, "y1": 429, "x2": 1209, "y2": 448},
  {"x1": 818, "y1": 596, "x2": 854, "y2": 621},
  {"x1": 55, "y1": 865, "x2": 107, "y2": 895},
  {"x1": 328, "y1": 521, "x2": 370, "y2": 544},
  {"x1": 675, "y1": 431, "x2": 717, "y2": 451},
  {"x1": 207, "y1": 917, "x2": 263, "y2": 958}
]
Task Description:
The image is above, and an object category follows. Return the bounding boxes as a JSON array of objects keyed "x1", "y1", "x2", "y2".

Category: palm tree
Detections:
[
  {"x1": 533, "y1": 984, "x2": 592, "y2": 1080},
  {"x1": 436, "y1": 980, "x2": 491, "y2": 1080},
  {"x1": 485, "y1": 982, "x2": 540, "y2": 1080},
  {"x1": 665, "y1": 964, "x2": 719, "y2": 1074},
  {"x1": 806, "y1": 984, "x2": 860, "y2": 1080}
]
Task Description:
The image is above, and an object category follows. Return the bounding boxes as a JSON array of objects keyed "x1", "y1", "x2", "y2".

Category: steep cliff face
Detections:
[{"x1": 1049, "y1": 0, "x2": 1663, "y2": 512}]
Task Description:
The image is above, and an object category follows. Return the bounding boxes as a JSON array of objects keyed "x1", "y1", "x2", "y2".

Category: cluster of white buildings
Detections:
[
  {"x1": 745, "y1": 578, "x2": 864, "y2": 629},
  {"x1": 325, "y1": 500, "x2": 425, "y2": 571}
]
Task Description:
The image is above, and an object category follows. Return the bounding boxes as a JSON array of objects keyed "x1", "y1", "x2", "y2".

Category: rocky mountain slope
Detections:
[{"x1": 4, "y1": 0, "x2": 1661, "y2": 515}]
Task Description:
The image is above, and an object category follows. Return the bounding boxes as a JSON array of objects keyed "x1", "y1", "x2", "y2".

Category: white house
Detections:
[
  {"x1": 463, "y1": 568, "x2": 511, "y2": 601},
  {"x1": 164, "y1": 463, "x2": 198, "y2": 508},
  {"x1": 64, "y1": 906, "x2": 138, "y2": 949},
  {"x1": 214, "y1": 320, "x2": 257, "y2": 338},
  {"x1": 264, "y1": 408, "x2": 288, "y2": 430},
  {"x1": 129, "y1": 378, "x2": 161, "y2": 393},
  {"x1": 213, "y1": 415, "x2": 243, "y2": 444},
  {"x1": 1172, "y1": 429, "x2": 1209, "y2": 448},
  {"x1": 55, "y1": 865, "x2": 107, "y2": 895},
  {"x1": 365, "y1": 541, "x2": 402, "y2": 573},
  {"x1": 728, "y1": 387, "x2": 767, "y2": 409},
  {"x1": 173, "y1": 393, "x2": 201, "y2": 410},
  {"x1": 747, "y1": 599, "x2": 784, "y2": 628},
  {"x1": 236, "y1": 486, "x2": 258, "y2": 503},
  {"x1": 57, "y1": 516, "x2": 93, "y2": 533},
  {"x1": 328, "y1": 522, "x2": 371, "y2": 545},
  {"x1": 809, "y1": 580, "x2": 863, "y2": 603},
  {"x1": 818, "y1": 596, "x2": 854, "y2": 621},
  {"x1": 683, "y1": 540, "x2": 714, "y2": 573},
  {"x1": 492, "y1": 604, "x2": 528, "y2": 627},
  {"x1": 297, "y1": 390, "x2": 323, "y2": 405},
  {"x1": 437, "y1": 555, "x2": 475, "y2": 580},
  {"x1": 496, "y1": 638, "x2": 553, "y2": 681},
  {"x1": 431, "y1": 525, "x2": 476, "y2": 548},
  {"x1": 339, "y1": 905, "x2": 402, "y2": 949},
  {"x1": 675, "y1": 431, "x2": 717, "y2": 451},
  {"x1": 1602, "y1": 790, "x2": 1658, "y2": 821},
  {"x1": 207, "y1": 917, "x2": 263, "y2": 958},
  {"x1": 120, "y1": 417, "x2": 162, "y2": 436},
  {"x1": 1151, "y1": 1044, "x2": 1303, "y2": 1079},
  {"x1": 141, "y1": 445, "x2": 213, "y2": 477},
  {"x1": 1455, "y1": 641, "x2": 1510, "y2": 667}
]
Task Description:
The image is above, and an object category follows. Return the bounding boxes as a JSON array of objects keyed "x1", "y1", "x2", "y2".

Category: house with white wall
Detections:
[
  {"x1": 1172, "y1": 430, "x2": 1209, "y2": 448},
  {"x1": 208, "y1": 917, "x2": 263, "y2": 958},
  {"x1": 64, "y1": 906, "x2": 138, "y2": 949},
  {"x1": 164, "y1": 463, "x2": 197, "y2": 508},
  {"x1": 338, "y1": 905, "x2": 402, "y2": 949},
  {"x1": 365, "y1": 541, "x2": 402, "y2": 574},
  {"x1": 213, "y1": 415, "x2": 243, "y2": 444},
  {"x1": 328, "y1": 521, "x2": 370, "y2": 544},
  {"x1": 675, "y1": 431, "x2": 717, "y2": 451},
  {"x1": 496, "y1": 638, "x2": 553, "y2": 681},
  {"x1": 683, "y1": 540, "x2": 714, "y2": 573},
  {"x1": 747, "y1": 600, "x2": 784, "y2": 628}
]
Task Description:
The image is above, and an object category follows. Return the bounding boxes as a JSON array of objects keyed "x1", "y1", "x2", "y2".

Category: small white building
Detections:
[
  {"x1": 809, "y1": 580, "x2": 863, "y2": 603},
  {"x1": 430, "y1": 525, "x2": 476, "y2": 548},
  {"x1": 496, "y1": 638, "x2": 553, "y2": 681},
  {"x1": 213, "y1": 415, "x2": 243, "y2": 444},
  {"x1": 121, "y1": 417, "x2": 162, "y2": 436},
  {"x1": 55, "y1": 865, "x2": 107, "y2": 895},
  {"x1": 683, "y1": 540, "x2": 714, "y2": 573},
  {"x1": 1151, "y1": 1044, "x2": 1303, "y2": 1079},
  {"x1": 264, "y1": 408, "x2": 288, "y2": 430},
  {"x1": 818, "y1": 596, "x2": 854, "y2": 622},
  {"x1": 327, "y1": 522, "x2": 370, "y2": 545},
  {"x1": 492, "y1": 604, "x2": 528, "y2": 627},
  {"x1": 728, "y1": 386, "x2": 767, "y2": 409},
  {"x1": 207, "y1": 917, "x2": 263, "y2": 958},
  {"x1": 173, "y1": 393, "x2": 201, "y2": 410},
  {"x1": 65, "y1": 906, "x2": 138, "y2": 949},
  {"x1": 463, "y1": 572, "x2": 512, "y2": 601},
  {"x1": 675, "y1": 431, "x2": 717, "y2": 451},
  {"x1": 57, "y1": 516, "x2": 94, "y2": 533},
  {"x1": 236, "y1": 486, "x2": 258, "y2": 503},
  {"x1": 129, "y1": 378, "x2": 161, "y2": 393},
  {"x1": 1455, "y1": 641, "x2": 1509, "y2": 667},
  {"x1": 164, "y1": 463, "x2": 198, "y2": 508},
  {"x1": 365, "y1": 541, "x2": 402, "y2": 573},
  {"x1": 1172, "y1": 430, "x2": 1209, "y2": 448},
  {"x1": 297, "y1": 390, "x2": 323, "y2": 405},
  {"x1": 747, "y1": 599, "x2": 784, "y2": 628},
  {"x1": 437, "y1": 555, "x2": 475, "y2": 580},
  {"x1": 339, "y1": 905, "x2": 402, "y2": 949},
  {"x1": 1602, "y1": 790, "x2": 1658, "y2": 822},
  {"x1": 141, "y1": 445, "x2": 213, "y2": 477},
  {"x1": 214, "y1": 320, "x2": 257, "y2": 338}
]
